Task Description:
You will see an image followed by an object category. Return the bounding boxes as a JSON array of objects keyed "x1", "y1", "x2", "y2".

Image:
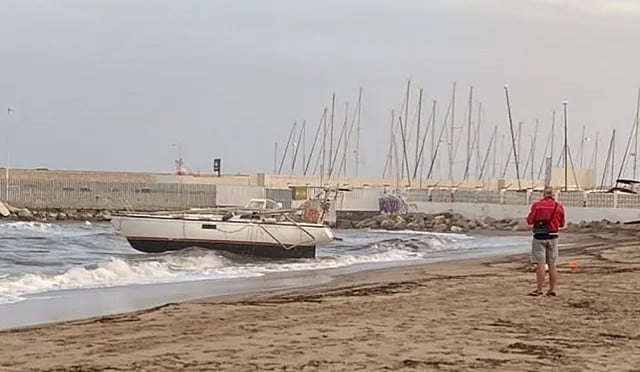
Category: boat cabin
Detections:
[
  {"x1": 607, "y1": 179, "x2": 640, "y2": 194},
  {"x1": 244, "y1": 198, "x2": 283, "y2": 210}
]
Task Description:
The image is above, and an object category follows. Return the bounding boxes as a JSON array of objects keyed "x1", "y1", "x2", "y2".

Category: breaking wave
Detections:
[{"x1": 0, "y1": 221, "x2": 529, "y2": 304}]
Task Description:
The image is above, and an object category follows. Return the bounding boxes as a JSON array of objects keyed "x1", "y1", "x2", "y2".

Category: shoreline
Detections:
[
  {"x1": 2, "y1": 232, "x2": 639, "y2": 370},
  {"x1": 0, "y1": 230, "x2": 531, "y2": 331}
]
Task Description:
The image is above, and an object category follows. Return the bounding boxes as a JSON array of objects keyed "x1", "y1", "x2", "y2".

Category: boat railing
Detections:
[{"x1": 255, "y1": 215, "x2": 317, "y2": 250}]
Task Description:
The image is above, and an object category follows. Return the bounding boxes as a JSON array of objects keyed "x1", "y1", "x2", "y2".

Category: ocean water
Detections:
[{"x1": 0, "y1": 221, "x2": 531, "y2": 306}]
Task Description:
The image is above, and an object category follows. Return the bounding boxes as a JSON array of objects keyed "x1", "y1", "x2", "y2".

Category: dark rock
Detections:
[
  {"x1": 434, "y1": 223, "x2": 449, "y2": 232},
  {"x1": 17, "y1": 208, "x2": 34, "y2": 220},
  {"x1": 380, "y1": 219, "x2": 394, "y2": 230}
]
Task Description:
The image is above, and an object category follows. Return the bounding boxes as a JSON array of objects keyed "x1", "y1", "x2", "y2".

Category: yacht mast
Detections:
[
  {"x1": 504, "y1": 84, "x2": 522, "y2": 190},
  {"x1": 355, "y1": 87, "x2": 362, "y2": 176}
]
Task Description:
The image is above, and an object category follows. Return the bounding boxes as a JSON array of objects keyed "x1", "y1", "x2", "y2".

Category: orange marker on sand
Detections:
[{"x1": 568, "y1": 260, "x2": 580, "y2": 272}]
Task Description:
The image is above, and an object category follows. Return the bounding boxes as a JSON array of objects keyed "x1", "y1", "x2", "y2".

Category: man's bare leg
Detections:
[
  {"x1": 548, "y1": 263, "x2": 558, "y2": 293},
  {"x1": 536, "y1": 262, "x2": 546, "y2": 292}
]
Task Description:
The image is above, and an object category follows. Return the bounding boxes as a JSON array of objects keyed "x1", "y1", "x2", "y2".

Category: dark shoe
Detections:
[
  {"x1": 546, "y1": 291, "x2": 557, "y2": 297},
  {"x1": 528, "y1": 290, "x2": 544, "y2": 296}
]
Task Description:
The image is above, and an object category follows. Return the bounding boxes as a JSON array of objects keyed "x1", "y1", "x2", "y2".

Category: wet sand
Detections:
[{"x1": 1, "y1": 232, "x2": 640, "y2": 371}]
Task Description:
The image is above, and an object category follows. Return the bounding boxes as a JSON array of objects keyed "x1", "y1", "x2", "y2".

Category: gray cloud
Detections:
[{"x1": 0, "y1": 0, "x2": 639, "y2": 180}]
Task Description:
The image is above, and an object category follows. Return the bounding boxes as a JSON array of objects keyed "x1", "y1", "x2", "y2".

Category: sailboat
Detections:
[{"x1": 111, "y1": 194, "x2": 338, "y2": 259}]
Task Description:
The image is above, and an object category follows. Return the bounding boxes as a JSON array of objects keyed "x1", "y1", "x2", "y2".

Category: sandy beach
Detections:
[{"x1": 1, "y1": 231, "x2": 639, "y2": 371}]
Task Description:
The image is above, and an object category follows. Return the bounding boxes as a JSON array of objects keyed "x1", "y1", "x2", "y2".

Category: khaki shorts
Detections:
[{"x1": 531, "y1": 238, "x2": 559, "y2": 265}]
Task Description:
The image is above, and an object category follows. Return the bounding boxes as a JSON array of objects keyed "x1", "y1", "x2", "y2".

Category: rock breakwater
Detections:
[
  {"x1": 339, "y1": 212, "x2": 627, "y2": 234},
  {"x1": 0, "y1": 201, "x2": 114, "y2": 222}
]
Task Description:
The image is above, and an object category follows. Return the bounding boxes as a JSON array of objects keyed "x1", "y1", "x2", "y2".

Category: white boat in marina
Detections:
[{"x1": 110, "y1": 198, "x2": 336, "y2": 258}]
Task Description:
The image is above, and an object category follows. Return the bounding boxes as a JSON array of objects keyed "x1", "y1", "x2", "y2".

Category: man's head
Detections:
[{"x1": 543, "y1": 186, "x2": 554, "y2": 197}]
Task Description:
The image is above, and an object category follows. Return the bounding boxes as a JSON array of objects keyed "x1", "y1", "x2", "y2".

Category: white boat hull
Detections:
[{"x1": 110, "y1": 214, "x2": 335, "y2": 258}]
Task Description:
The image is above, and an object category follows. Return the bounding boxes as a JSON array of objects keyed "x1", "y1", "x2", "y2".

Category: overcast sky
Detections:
[{"x1": 1, "y1": 0, "x2": 639, "y2": 180}]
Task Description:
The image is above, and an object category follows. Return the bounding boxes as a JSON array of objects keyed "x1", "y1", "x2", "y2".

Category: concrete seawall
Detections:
[{"x1": 2, "y1": 169, "x2": 640, "y2": 224}]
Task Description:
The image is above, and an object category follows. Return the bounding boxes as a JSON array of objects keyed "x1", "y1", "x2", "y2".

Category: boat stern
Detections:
[
  {"x1": 109, "y1": 215, "x2": 124, "y2": 232},
  {"x1": 314, "y1": 225, "x2": 336, "y2": 246}
]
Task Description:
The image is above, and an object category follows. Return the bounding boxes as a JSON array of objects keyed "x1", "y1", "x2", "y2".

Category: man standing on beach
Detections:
[{"x1": 526, "y1": 186, "x2": 565, "y2": 296}]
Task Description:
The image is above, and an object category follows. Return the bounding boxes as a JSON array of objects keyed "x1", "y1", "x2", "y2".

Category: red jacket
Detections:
[{"x1": 526, "y1": 196, "x2": 565, "y2": 233}]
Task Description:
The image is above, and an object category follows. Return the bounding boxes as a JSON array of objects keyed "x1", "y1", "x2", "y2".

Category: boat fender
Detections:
[{"x1": 303, "y1": 206, "x2": 321, "y2": 223}]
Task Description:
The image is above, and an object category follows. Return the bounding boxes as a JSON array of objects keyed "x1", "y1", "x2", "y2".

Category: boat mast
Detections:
[
  {"x1": 498, "y1": 134, "x2": 505, "y2": 179},
  {"x1": 329, "y1": 102, "x2": 349, "y2": 178},
  {"x1": 414, "y1": 101, "x2": 435, "y2": 182},
  {"x1": 427, "y1": 97, "x2": 453, "y2": 179},
  {"x1": 463, "y1": 85, "x2": 473, "y2": 180},
  {"x1": 501, "y1": 110, "x2": 522, "y2": 178},
  {"x1": 518, "y1": 121, "x2": 523, "y2": 176},
  {"x1": 611, "y1": 129, "x2": 616, "y2": 185},
  {"x1": 537, "y1": 121, "x2": 553, "y2": 180},
  {"x1": 593, "y1": 131, "x2": 599, "y2": 186},
  {"x1": 449, "y1": 82, "x2": 456, "y2": 184},
  {"x1": 340, "y1": 102, "x2": 350, "y2": 177},
  {"x1": 273, "y1": 142, "x2": 278, "y2": 174},
  {"x1": 550, "y1": 110, "x2": 556, "y2": 166},
  {"x1": 278, "y1": 122, "x2": 296, "y2": 175},
  {"x1": 476, "y1": 102, "x2": 482, "y2": 179},
  {"x1": 634, "y1": 88, "x2": 640, "y2": 179},
  {"x1": 615, "y1": 98, "x2": 639, "y2": 182},
  {"x1": 400, "y1": 80, "x2": 411, "y2": 182},
  {"x1": 355, "y1": 87, "x2": 362, "y2": 177},
  {"x1": 599, "y1": 130, "x2": 614, "y2": 189},
  {"x1": 329, "y1": 93, "x2": 335, "y2": 181},
  {"x1": 430, "y1": 100, "x2": 437, "y2": 180},
  {"x1": 504, "y1": 84, "x2": 522, "y2": 190},
  {"x1": 418, "y1": 102, "x2": 436, "y2": 187},
  {"x1": 291, "y1": 120, "x2": 305, "y2": 174},
  {"x1": 382, "y1": 109, "x2": 396, "y2": 178},
  {"x1": 522, "y1": 123, "x2": 537, "y2": 187},
  {"x1": 479, "y1": 124, "x2": 497, "y2": 180},
  {"x1": 580, "y1": 124, "x2": 586, "y2": 169},
  {"x1": 415, "y1": 87, "x2": 424, "y2": 178},
  {"x1": 531, "y1": 119, "x2": 538, "y2": 188},
  {"x1": 304, "y1": 107, "x2": 327, "y2": 176},
  {"x1": 341, "y1": 95, "x2": 360, "y2": 178},
  {"x1": 563, "y1": 101, "x2": 568, "y2": 191},
  {"x1": 398, "y1": 115, "x2": 412, "y2": 187},
  {"x1": 492, "y1": 126, "x2": 498, "y2": 179},
  {"x1": 321, "y1": 106, "x2": 327, "y2": 185},
  {"x1": 301, "y1": 120, "x2": 306, "y2": 175}
]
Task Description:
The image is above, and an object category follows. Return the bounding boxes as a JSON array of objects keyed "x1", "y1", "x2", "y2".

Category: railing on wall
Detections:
[
  {"x1": 0, "y1": 180, "x2": 217, "y2": 210},
  {"x1": 403, "y1": 188, "x2": 640, "y2": 210},
  {"x1": 3, "y1": 178, "x2": 640, "y2": 211}
]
